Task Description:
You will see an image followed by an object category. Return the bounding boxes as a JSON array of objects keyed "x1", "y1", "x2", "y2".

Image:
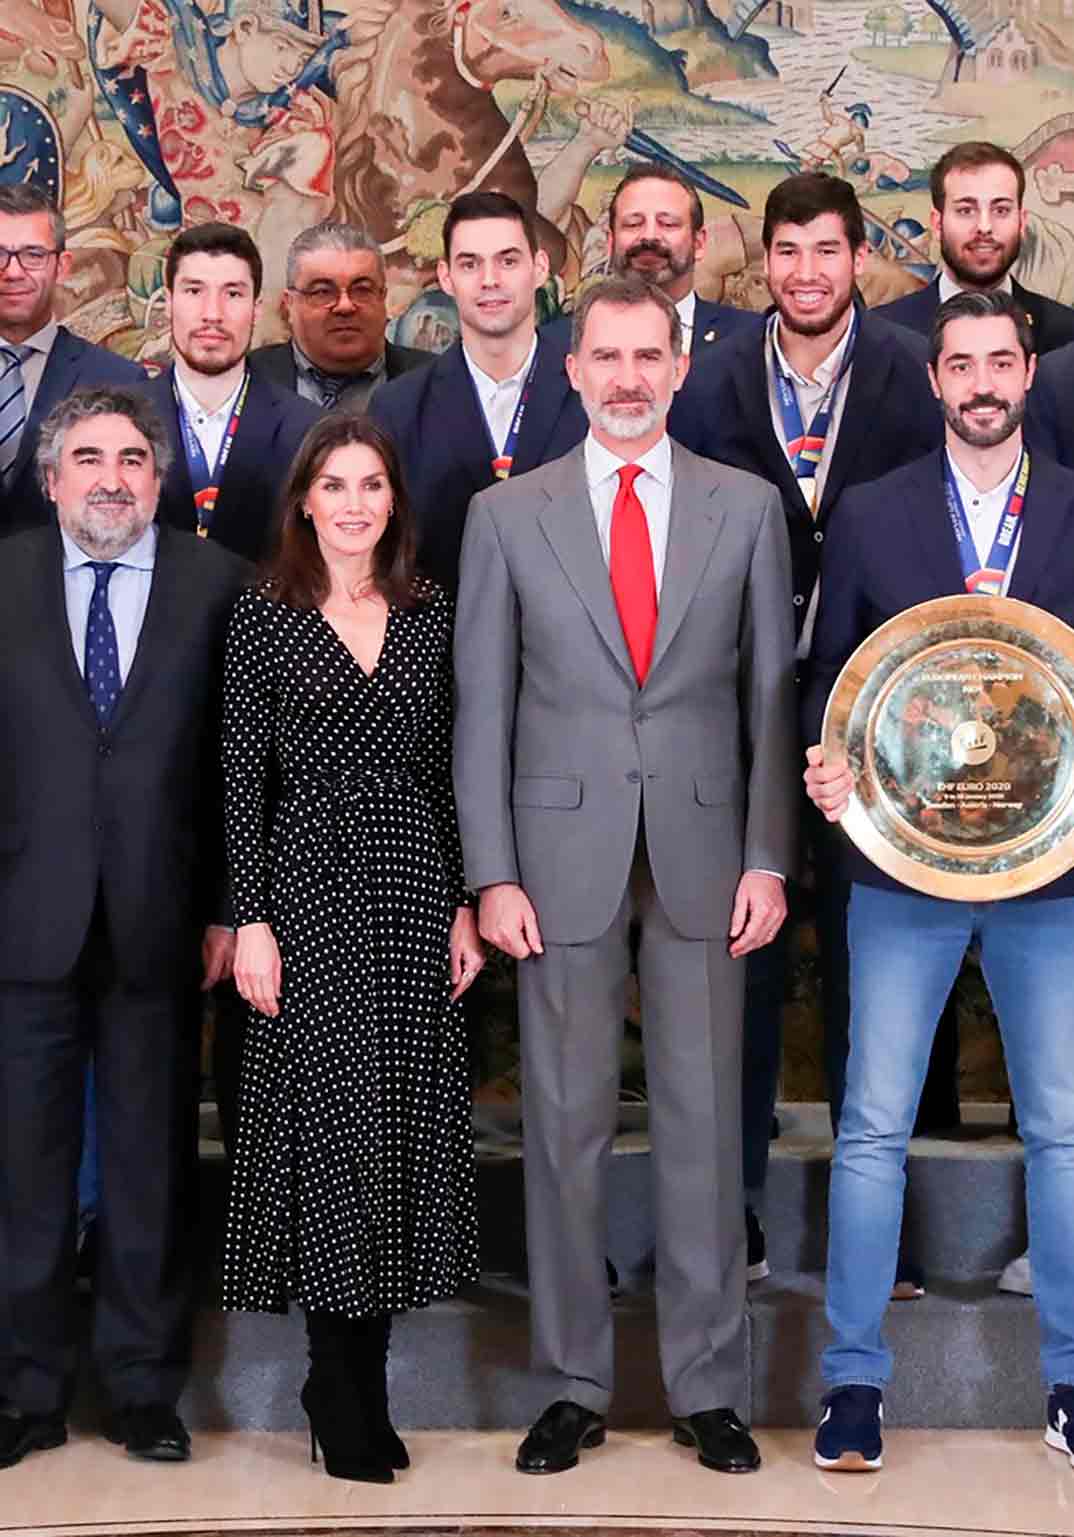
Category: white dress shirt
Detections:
[
  {"x1": 584, "y1": 431, "x2": 673, "y2": 594},
  {"x1": 61, "y1": 522, "x2": 158, "y2": 684},
  {"x1": 462, "y1": 335, "x2": 538, "y2": 458},
  {"x1": 946, "y1": 447, "x2": 1023, "y2": 593},
  {"x1": 173, "y1": 364, "x2": 246, "y2": 469},
  {"x1": 675, "y1": 290, "x2": 697, "y2": 352},
  {"x1": 938, "y1": 270, "x2": 1014, "y2": 304}
]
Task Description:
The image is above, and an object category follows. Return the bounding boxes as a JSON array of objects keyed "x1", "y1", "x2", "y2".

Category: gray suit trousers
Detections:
[{"x1": 518, "y1": 819, "x2": 747, "y2": 1419}]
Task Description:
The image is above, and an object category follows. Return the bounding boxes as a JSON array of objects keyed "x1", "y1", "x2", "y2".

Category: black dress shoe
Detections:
[
  {"x1": 0, "y1": 1411, "x2": 66, "y2": 1469},
  {"x1": 105, "y1": 1403, "x2": 191, "y2": 1461},
  {"x1": 516, "y1": 1400, "x2": 606, "y2": 1474},
  {"x1": 672, "y1": 1408, "x2": 761, "y2": 1472}
]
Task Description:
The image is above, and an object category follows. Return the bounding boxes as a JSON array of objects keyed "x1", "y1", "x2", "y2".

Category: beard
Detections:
[
  {"x1": 612, "y1": 238, "x2": 693, "y2": 290},
  {"x1": 940, "y1": 229, "x2": 1020, "y2": 290},
  {"x1": 944, "y1": 392, "x2": 1025, "y2": 449},
  {"x1": 62, "y1": 491, "x2": 153, "y2": 559},
  {"x1": 584, "y1": 386, "x2": 671, "y2": 442},
  {"x1": 173, "y1": 320, "x2": 254, "y2": 377},
  {"x1": 773, "y1": 282, "x2": 855, "y2": 339}
]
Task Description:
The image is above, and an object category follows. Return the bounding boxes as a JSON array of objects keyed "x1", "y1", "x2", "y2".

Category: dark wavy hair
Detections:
[{"x1": 260, "y1": 414, "x2": 419, "y2": 610}]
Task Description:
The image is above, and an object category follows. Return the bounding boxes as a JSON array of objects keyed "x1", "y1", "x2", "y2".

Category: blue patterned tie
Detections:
[
  {"x1": 0, "y1": 343, "x2": 29, "y2": 485},
  {"x1": 84, "y1": 563, "x2": 122, "y2": 725}
]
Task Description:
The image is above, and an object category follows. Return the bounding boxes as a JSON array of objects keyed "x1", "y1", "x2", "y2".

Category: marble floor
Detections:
[{"x1": 4, "y1": 1428, "x2": 1074, "y2": 1537}]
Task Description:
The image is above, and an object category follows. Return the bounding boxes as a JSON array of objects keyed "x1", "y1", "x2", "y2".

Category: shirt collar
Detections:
[
  {"x1": 938, "y1": 270, "x2": 1014, "y2": 304},
  {"x1": 291, "y1": 339, "x2": 385, "y2": 387},
  {"x1": 771, "y1": 310, "x2": 854, "y2": 390},
  {"x1": 5, "y1": 317, "x2": 58, "y2": 357},
  {"x1": 61, "y1": 520, "x2": 158, "y2": 572},
  {"x1": 675, "y1": 290, "x2": 697, "y2": 336},
  {"x1": 462, "y1": 333, "x2": 537, "y2": 397},
  {"x1": 173, "y1": 362, "x2": 246, "y2": 423},
  {"x1": 585, "y1": 430, "x2": 672, "y2": 490},
  {"x1": 945, "y1": 444, "x2": 1023, "y2": 506}
]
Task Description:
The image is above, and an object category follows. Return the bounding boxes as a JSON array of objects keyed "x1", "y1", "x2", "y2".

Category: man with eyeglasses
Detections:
[
  {"x1": 0, "y1": 185, "x2": 142, "y2": 536},
  {"x1": 250, "y1": 222, "x2": 428, "y2": 410}
]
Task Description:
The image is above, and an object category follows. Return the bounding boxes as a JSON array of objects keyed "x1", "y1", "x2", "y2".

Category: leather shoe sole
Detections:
[
  {"x1": 104, "y1": 1410, "x2": 191, "y2": 1462},
  {"x1": 516, "y1": 1421, "x2": 606, "y2": 1474}
]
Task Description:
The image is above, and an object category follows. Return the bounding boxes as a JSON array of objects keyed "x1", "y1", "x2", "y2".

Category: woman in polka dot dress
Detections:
[{"x1": 221, "y1": 414, "x2": 484, "y2": 1483}]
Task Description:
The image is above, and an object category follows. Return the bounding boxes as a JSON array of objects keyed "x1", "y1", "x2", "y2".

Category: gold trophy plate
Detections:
[{"x1": 821, "y1": 595, "x2": 1074, "y2": 900}]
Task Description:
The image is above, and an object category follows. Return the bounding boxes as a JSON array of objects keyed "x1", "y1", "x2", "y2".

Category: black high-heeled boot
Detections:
[
  {"x1": 301, "y1": 1311, "x2": 394, "y2": 1484},
  {"x1": 361, "y1": 1315, "x2": 409, "y2": 1470}
]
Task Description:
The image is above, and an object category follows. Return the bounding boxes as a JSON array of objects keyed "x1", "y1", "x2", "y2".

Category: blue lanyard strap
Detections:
[
  {"x1": 481, "y1": 346, "x2": 540, "y2": 481},
  {"x1": 173, "y1": 369, "x2": 250, "y2": 535},
  {"x1": 770, "y1": 309, "x2": 858, "y2": 480},
  {"x1": 943, "y1": 448, "x2": 1029, "y2": 596}
]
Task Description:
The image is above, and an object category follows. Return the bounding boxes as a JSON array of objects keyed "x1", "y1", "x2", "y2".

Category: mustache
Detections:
[
  {"x1": 626, "y1": 239, "x2": 673, "y2": 261},
  {"x1": 961, "y1": 395, "x2": 1009, "y2": 413},
  {"x1": 602, "y1": 388, "x2": 655, "y2": 405},
  {"x1": 86, "y1": 488, "x2": 136, "y2": 506}
]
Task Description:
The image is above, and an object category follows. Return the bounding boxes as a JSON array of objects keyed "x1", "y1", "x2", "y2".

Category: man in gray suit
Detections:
[{"x1": 454, "y1": 275, "x2": 797, "y2": 1475}]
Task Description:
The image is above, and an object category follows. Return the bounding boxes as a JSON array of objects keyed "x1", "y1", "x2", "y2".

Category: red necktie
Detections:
[{"x1": 610, "y1": 463, "x2": 658, "y2": 684}]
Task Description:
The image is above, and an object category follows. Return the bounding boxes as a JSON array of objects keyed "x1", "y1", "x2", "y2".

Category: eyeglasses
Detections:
[
  {"x1": 292, "y1": 280, "x2": 385, "y2": 309},
  {"x1": 0, "y1": 246, "x2": 61, "y2": 273}
]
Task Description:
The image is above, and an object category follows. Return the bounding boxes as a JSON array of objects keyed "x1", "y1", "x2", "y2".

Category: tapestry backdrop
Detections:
[{"x1": 4, "y1": 0, "x2": 1074, "y2": 358}]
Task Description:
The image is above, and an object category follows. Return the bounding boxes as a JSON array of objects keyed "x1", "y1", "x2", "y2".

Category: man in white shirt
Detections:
[
  {"x1": 369, "y1": 192, "x2": 588, "y2": 591},
  {"x1": 803, "y1": 288, "x2": 1074, "y2": 1475},
  {"x1": 454, "y1": 274, "x2": 796, "y2": 1477}
]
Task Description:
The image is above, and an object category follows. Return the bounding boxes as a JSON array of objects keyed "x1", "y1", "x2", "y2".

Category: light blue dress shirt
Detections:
[{"x1": 61, "y1": 523, "x2": 157, "y2": 684}]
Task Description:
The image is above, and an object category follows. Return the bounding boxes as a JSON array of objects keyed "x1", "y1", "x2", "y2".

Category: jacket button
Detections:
[
  {"x1": 97, "y1": 742, "x2": 112, "y2": 757},
  {"x1": 814, "y1": 530, "x2": 824, "y2": 543},
  {"x1": 634, "y1": 711, "x2": 650, "y2": 723},
  {"x1": 626, "y1": 769, "x2": 641, "y2": 783},
  {"x1": 793, "y1": 593, "x2": 805, "y2": 607}
]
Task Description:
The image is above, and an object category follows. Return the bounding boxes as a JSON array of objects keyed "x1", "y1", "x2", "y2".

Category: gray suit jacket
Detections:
[{"x1": 454, "y1": 440, "x2": 797, "y2": 945}]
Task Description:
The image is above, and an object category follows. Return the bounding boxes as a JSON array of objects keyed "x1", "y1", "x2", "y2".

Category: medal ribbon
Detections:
[
  {"x1": 770, "y1": 309, "x2": 858, "y2": 512},
  {"x1": 173, "y1": 368, "x2": 251, "y2": 537},
  {"x1": 943, "y1": 448, "x2": 1029, "y2": 597},
  {"x1": 479, "y1": 347, "x2": 540, "y2": 481}
]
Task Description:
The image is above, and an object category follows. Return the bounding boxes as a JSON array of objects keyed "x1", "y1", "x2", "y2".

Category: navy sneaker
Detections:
[
  {"x1": 814, "y1": 1386, "x2": 883, "y2": 1471},
  {"x1": 1045, "y1": 1384, "x2": 1074, "y2": 1467}
]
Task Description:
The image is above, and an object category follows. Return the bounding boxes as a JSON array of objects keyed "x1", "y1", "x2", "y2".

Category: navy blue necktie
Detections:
[{"x1": 84, "y1": 562, "x2": 121, "y2": 725}]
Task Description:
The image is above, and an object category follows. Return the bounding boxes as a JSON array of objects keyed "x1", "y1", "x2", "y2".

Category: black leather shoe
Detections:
[
  {"x1": 516, "y1": 1400, "x2": 606, "y2": 1474},
  {"x1": 105, "y1": 1403, "x2": 191, "y2": 1461},
  {"x1": 0, "y1": 1411, "x2": 66, "y2": 1469},
  {"x1": 672, "y1": 1408, "x2": 761, "y2": 1472}
]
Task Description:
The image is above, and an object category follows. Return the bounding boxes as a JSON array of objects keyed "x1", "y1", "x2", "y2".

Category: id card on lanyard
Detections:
[
  {"x1": 771, "y1": 310, "x2": 858, "y2": 517},
  {"x1": 173, "y1": 369, "x2": 250, "y2": 537},
  {"x1": 469, "y1": 346, "x2": 540, "y2": 481},
  {"x1": 944, "y1": 448, "x2": 1029, "y2": 597}
]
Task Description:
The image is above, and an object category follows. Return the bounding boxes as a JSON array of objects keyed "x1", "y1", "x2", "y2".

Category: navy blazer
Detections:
[
  {"x1": 134, "y1": 365, "x2": 320, "y2": 563},
  {"x1": 0, "y1": 326, "x2": 143, "y2": 536},
  {"x1": 368, "y1": 325, "x2": 588, "y2": 591},
  {"x1": 669, "y1": 307, "x2": 944, "y2": 640},
  {"x1": 689, "y1": 295, "x2": 764, "y2": 350},
  {"x1": 1025, "y1": 339, "x2": 1074, "y2": 467},
  {"x1": 875, "y1": 277, "x2": 1074, "y2": 359},
  {"x1": 802, "y1": 447, "x2": 1074, "y2": 899}
]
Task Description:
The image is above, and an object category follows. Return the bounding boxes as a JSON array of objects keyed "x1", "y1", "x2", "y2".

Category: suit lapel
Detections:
[
  {"x1": 536, "y1": 446, "x2": 636, "y2": 683},
  {"x1": 154, "y1": 368, "x2": 196, "y2": 529},
  {"x1": 33, "y1": 525, "x2": 101, "y2": 733},
  {"x1": 431, "y1": 343, "x2": 497, "y2": 496},
  {"x1": 209, "y1": 370, "x2": 276, "y2": 551},
  {"x1": 733, "y1": 333, "x2": 806, "y2": 511},
  {"x1": 908, "y1": 450, "x2": 965, "y2": 593},
  {"x1": 8, "y1": 328, "x2": 82, "y2": 491},
  {"x1": 819, "y1": 312, "x2": 894, "y2": 516},
  {"x1": 110, "y1": 523, "x2": 187, "y2": 729},
  {"x1": 1008, "y1": 453, "x2": 1068, "y2": 605},
  {"x1": 648, "y1": 447, "x2": 727, "y2": 679},
  {"x1": 513, "y1": 334, "x2": 573, "y2": 476}
]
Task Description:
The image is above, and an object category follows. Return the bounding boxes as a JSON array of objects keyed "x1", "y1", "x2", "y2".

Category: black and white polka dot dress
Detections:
[{"x1": 219, "y1": 581, "x2": 479, "y2": 1318}]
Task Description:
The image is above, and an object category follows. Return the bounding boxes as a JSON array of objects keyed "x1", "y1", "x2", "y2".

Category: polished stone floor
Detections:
[{"x1": 4, "y1": 1428, "x2": 1074, "y2": 1537}]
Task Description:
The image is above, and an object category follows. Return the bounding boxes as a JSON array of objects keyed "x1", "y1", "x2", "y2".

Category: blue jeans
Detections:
[{"x1": 824, "y1": 883, "x2": 1074, "y2": 1391}]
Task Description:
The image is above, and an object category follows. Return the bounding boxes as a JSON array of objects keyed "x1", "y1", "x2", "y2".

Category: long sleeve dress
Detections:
[{"x1": 219, "y1": 581, "x2": 479, "y2": 1318}]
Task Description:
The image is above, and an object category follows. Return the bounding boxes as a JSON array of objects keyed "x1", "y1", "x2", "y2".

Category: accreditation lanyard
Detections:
[
  {"x1": 173, "y1": 369, "x2": 250, "y2": 537},
  {"x1": 770, "y1": 309, "x2": 858, "y2": 514},
  {"x1": 471, "y1": 346, "x2": 540, "y2": 481},
  {"x1": 943, "y1": 448, "x2": 1029, "y2": 597}
]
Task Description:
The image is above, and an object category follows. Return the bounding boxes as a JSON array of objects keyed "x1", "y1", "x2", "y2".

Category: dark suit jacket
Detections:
[
  {"x1": 0, "y1": 523, "x2": 249, "y2": 984},
  {"x1": 689, "y1": 295, "x2": 764, "y2": 351},
  {"x1": 368, "y1": 326, "x2": 588, "y2": 591},
  {"x1": 134, "y1": 365, "x2": 320, "y2": 562},
  {"x1": 1025, "y1": 339, "x2": 1074, "y2": 467},
  {"x1": 248, "y1": 336, "x2": 430, "y2": 406},
  {"x1": 0, "y1": 326, "x2": 143, "y2": 536},
  {"x1": 802, "y1": 447, "x2": 1074, "y2": 899},
  {"x1": 875, "y1": 277, "x2": 1074, "y2": 358},
  {"x1": 669, "y1": 307, "x2": 944, "y2": 643}
]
